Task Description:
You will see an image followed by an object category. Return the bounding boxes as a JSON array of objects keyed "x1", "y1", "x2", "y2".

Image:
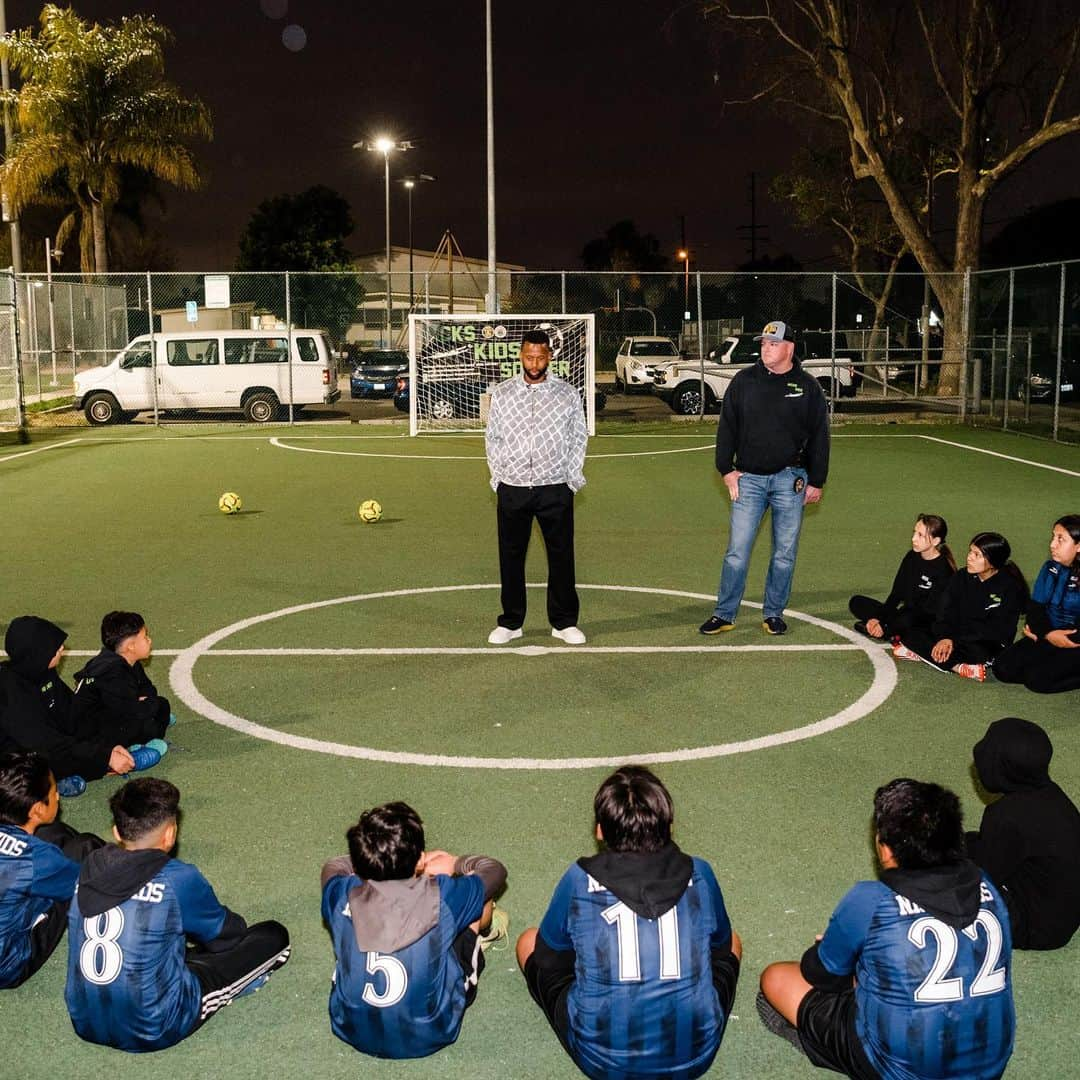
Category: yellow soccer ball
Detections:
[
  {"x1": 218, "y1": 491, "x2": 243, "y2": 515},
  {"x1": 358, "y1": 499, "x2": 382, "y2": 523}
]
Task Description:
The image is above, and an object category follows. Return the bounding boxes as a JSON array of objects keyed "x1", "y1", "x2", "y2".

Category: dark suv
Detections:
[{"x1": 349, "y1": 349, "x2": 408, "y2": 399}]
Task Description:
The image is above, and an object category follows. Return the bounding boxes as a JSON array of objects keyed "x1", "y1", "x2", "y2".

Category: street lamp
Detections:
[
  {"x1": 355, "y1": 136, "x2": 412, "y2": 346},
  {"x1": 401, "y1": 174, "x2": 436, "y2": 313},
  {"x1": 677, "y1": 248, "x2": 690, "y2": 320}
]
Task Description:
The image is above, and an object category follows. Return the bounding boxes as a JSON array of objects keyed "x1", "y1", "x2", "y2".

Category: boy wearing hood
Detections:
[
  {"x1": 517, "y1": 766, "x2": 741, "y2": 1080},
  {"x1": 65, "y1": 778, "x2": 290, "y2": 1052},
  {"x1": 321, "y1": 801, "x2": 507, "y2": 1059},
  {"x1": 71, "y1": 611, "x2": 172, "y2": 747},
  {"x1": 967, "y1": 717, "x2": 1080, "y2": 949},
  {"x1": 758, "y1": 778, "x2": 1014, "y2": 1080},
  {"x1": 0, "y1": 616, "x2": 134, "y2": 787}
]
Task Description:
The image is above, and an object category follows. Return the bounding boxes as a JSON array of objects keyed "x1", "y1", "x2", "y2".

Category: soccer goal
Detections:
[{"x1": 407, "y1": 313, "x2": 595, "y2": 435}]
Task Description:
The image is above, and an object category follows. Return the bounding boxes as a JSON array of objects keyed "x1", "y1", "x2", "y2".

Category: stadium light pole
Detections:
[
  {"x1": 677, "y1": 248, "x2": 690, "y2": 317},
  {"x1": 485, "y1": 0, "x2": 496, "y2": 312},
  {"x1": 401, "y1": 174, "x2": 436, "y2": 313},
  {"x1": 357, "y1": 136, "x2": 412, "y2": 346}
]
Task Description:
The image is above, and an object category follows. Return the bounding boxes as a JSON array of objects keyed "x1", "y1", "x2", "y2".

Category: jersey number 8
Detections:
[{"x1": 79, "y1": 910, "x2": 125, "y2": 986}]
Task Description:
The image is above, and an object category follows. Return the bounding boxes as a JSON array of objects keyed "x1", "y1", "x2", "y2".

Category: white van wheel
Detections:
[
  {"x1": 84, "y1": 392, "x2": 121, "y2": 425},
  {"x1": 243, "y1": 392, "x2": 279, "y2": 423}
]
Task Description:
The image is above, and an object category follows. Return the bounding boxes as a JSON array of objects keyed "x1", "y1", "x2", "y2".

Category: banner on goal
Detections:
[{"x1": 407, "y1": 313, "x2": 595, "y2": 435}]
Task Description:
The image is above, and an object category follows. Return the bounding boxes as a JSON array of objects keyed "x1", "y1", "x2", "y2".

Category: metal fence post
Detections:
[
  {"x1": 285, "y1": 270, "x2": 294, "y2": 425},
  {"x1": 560, "y1": 271, "x2": 566, "y2": 315},
  {"x1": 147, "y1": 272, "x2": 159, "y2": 426},
  {"x1": 959, "y1": 269, "x2": 971, "y2": 422},
  {"x1": 1054, "y1": 261, "x2": 1065, "y2": 442},
  {"x1": 1002, "y1": 269, "x2": 1014, "y2": 431},
  {"x1": 424, "y1": 272, "x2": 430, "y2": 313},
  {"x1": 829, "y1": 273, "x2": 837, "y2": 413},
  {"x1": 67, "y1": 284, "x2": 76, "y2": 383},
  {"x1": 696, "y1": 271, "x2": 705, "y2": 417},
  {"x1": 7, "y1": 271, "x2": 26, "y2": 431}
]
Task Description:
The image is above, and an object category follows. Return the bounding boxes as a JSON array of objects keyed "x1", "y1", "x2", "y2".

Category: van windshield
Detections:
[{"x1": 120, "y1": 345, "x2": 151, "y2": 369}]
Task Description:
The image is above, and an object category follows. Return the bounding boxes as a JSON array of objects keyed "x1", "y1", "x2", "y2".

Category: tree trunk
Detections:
[
  {"x1": 935, "y1": 281, "x2": 967, "y2": 398},
  {"x1": 91, "y1": 200, "x2": 108, "y2": 274}
]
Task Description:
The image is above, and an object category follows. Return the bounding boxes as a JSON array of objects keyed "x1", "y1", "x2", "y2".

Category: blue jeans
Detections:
[{"x1": 713, "y1": 468, "x2": 807, "y2": 622}]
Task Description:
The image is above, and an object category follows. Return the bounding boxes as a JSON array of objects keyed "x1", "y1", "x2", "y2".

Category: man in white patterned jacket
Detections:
[{"x1": 484, "y1": 328, "x2": 588, "y2": 645}]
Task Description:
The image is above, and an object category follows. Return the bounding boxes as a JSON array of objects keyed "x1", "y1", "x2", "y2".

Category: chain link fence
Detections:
[{"x1": 4, "y1": 261, "x2": 1077, "y2": 441}]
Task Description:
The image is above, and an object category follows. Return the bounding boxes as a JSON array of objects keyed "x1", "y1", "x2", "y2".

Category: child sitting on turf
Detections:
[
  {"x1": 71, "y1": 611, "x2": 172, "y2": 751},
  {"x1": 0, "y1": 751, "x2": 104, "y2": 988},
  {"x1": 517, "y1": 766, "x2": 741, "y2": 1080},
  {"x1": 322, "y1": 801, "x2": 507, "y2": 1059},
  {"x1": 848, "y1": 513, "x2": 956, "y2": 640},
  {"x1": 894, "y1": 530, "x2": 1027, "y2": 681},
  {"x1": 967, "y1": 717, "x2": 1080, "y2": 949},
  {"x1": 757, "y1": 778, "x2": 1015, "y2": 1079},
  {"x1": 65, "y1": 777, "x2": 290, "y2": 1053},
  {"x1": 0, "y1": 616, "x2": 136, "y2": 795}
]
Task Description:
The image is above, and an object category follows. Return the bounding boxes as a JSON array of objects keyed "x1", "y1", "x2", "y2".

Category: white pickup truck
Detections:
[{"x1": 652, "y1": 334, "x2": 858, "y2": 414}]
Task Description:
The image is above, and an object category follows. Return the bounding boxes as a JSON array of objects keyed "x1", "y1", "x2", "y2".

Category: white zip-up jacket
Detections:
[{"x1": 485, "y1": 374, "x2": 588, "y2": 492}]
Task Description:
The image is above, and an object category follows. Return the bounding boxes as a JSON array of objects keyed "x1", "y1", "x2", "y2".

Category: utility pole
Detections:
[{"x1": 736, "y1": 172, "x2": 768, "y2": 263}]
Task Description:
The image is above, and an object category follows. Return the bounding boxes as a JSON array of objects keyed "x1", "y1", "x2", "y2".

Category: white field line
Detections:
[
  {"x1": 166, "y1": 583, "x2": 897, "y2": 770},
  {"x1": 269, "y1": 436, "x2": 713, "y2": 460},
  {"x1": 913, "y1": 434, "x2": 1080, "y2": 478},
  {"x1": 0, "y1": 437, "x2": 83, "y2": 463}
]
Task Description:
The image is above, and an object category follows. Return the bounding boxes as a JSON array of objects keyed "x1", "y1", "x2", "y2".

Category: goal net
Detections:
[{"x1": 408, "y1": 313, "x2": 595, "y2": 435}]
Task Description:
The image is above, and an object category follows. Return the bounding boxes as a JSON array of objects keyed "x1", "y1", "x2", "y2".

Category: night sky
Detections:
[{"x1": 8, "y1": 0, "x2": 1080, "y2": 272}]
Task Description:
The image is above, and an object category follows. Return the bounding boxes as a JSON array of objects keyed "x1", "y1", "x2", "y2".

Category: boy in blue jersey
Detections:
[
  {"x1": 321, "y1": 801, "x2": 507, "y2": 1059},
  {"x1": 65, "y1": 778, "x2": 290, "y2": 1052},
  {"x1": 517, "y1": 766, "x2": 742, "y2": 1080},
  {"x1": 0, "y1": 751, "x2": 103, "y2": 987},
  {"x1": 758, "y1": 778, "x2": 1015, "y2": 1080}
]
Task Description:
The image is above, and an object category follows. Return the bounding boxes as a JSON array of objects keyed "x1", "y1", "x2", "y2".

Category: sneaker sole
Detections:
[{"x1": 761, "y1": 623, "x2": 787, "y2": 636}]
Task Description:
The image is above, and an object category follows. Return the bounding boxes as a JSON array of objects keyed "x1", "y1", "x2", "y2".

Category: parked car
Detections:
[
  {"x1": 652, "y1": 334, "x2": 857, "y2": 415},
  {"x1": 74, "y1": 329, "x2": 339, "y2": 424},
  {"x1": 1015, "y1": 361, "x2": 1079, "y2": 403},
  {"x1": 349, "y1": 349, "x2": 408, "y2": 399},
  {"x1": 613, "y1": 336, "x2": 681, "y2": 392}
]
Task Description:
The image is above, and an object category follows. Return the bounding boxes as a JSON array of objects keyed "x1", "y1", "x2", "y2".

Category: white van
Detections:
[{"x1": 74, "y1": 329, "x2": 340, "y2": 424}]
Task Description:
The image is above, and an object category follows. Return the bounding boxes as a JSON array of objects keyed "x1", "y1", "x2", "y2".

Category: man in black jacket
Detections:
[
  {"x1": 0, "y1": 616, "x2": 133, "y2": 787},
  {"x1": 71, "y1": 611, "x2": 172, "y2": 748},
  {"x1": 700, "y1": 320, "x2": 830, "y2": 637},
  {"x1": 967, "y1": 717, "x2": 1080, "y2": 949}
]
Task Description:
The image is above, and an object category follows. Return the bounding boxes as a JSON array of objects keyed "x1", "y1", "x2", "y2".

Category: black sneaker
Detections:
[
  {"x1": 756, "y1": 991, "x2": 804, "y2": 1052},
  {"x1": 762, "y1": 617, "x2": 788, "y2": 636},
  {"x1": 699, "y1": 616, "x2": 735, "y2": 635},
  {"x1": 853, "y1": 620, "x2": 869, "y2": 637}
]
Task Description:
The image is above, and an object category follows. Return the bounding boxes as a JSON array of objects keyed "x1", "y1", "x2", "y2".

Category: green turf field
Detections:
[{"x1": 1, "y1": 420, "x2": 1078, "y2": 1079}]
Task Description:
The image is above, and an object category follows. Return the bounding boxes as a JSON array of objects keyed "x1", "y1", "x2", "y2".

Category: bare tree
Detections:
[{"x1": 698, "y1": 0, "x2": 1080, "y2": 394}]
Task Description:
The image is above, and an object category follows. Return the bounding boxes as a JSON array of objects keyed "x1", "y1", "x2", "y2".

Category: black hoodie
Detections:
[
  {"x1": 0, "y1": 616, "x2": 115, "y2": 780},
  {"x1": 967, "y1": 717, "x2": 1080, "y2": 949},
  {"x1": 72, "y1": 648, "x2": 171, "y2": 746}
]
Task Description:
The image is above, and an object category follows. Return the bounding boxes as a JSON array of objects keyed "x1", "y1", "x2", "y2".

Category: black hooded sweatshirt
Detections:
[
  {"x1": 72, "y1": 648, "x2": 171, "y2": 746},
  {"x1": 0, "y1": 616, "x2": 115, "y2": 780},
  {"x1": 967, "y1": 717, "x2": 1080, "y2": 949}
]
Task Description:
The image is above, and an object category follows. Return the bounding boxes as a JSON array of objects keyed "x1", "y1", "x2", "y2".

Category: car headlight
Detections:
[{"x1": 629, "y1": 359, "x2": 644, "y2": 369}]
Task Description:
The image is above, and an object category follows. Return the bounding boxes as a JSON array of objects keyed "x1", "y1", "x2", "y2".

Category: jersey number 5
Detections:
[
  {"x1": 361, "y1": 951, "x2": 408, "y2": 1008},
  {"x1": 907, "y1": 912, "x2": 1007, "y2": 1003},
  {"x1": 601, "y1": 901, "x2": 681, "y2": 982}
]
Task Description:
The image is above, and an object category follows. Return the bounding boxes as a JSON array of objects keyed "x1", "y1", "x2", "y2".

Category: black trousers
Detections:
[
  {"x1": 993, "y1": 636, "x2": 1080, "y2": 694},
  {"x1": 187, "y1": 920, "x2": 291, "y2": 1028},
  {"x1": 496, "y1": 483, "x2": 578, "y2": 631},
  {"x1": 9, "y1": 821, "x2": 106, "y2": 988},
  {"x1": 848, "y1": 596, "x2": 929, "y2": 637},
  {"x1": 898, "y1": 627, "x2": 1003, "y2": 670}
]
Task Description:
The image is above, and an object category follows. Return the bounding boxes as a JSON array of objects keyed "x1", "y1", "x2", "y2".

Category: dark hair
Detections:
[
  {"x1": 969, "y1": 531, "x2": 1028, "y2": 600},
  {"x1": 1055, "y1": 515, "x2": 1080, "y2": 568},
  {"x1": 522, "y1": 328, "x2": 551, "y2": 348},
  {"x1": 873, "y1": 778, "x2": 964, "y2": 869},
  {"x1": 110, "y1": 778, "x2": 180, "y2": 842},
  {"x1": 347, "y1": 801, "x2": 425, "y2": 880},
  {"x1": 594, "y1": 766, "x2": 674, "y2": 853},
  {"x1": 0, "y1": 752, "x2": 52, "y2": 825},
  {"x1": 101, "y1": 611, "x2": 145, "y2": 651},
  {"x1": 917, "y1": 513, "x2": 956, "y2": 572}
]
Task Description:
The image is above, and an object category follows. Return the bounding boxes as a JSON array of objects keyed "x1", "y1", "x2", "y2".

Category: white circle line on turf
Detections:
[
  {"x1": 268, "y1": 437, "x2": 713, "y2": 461},
  {"x1": 168, "y1": 583, "x2": 897, "y2": 770}
]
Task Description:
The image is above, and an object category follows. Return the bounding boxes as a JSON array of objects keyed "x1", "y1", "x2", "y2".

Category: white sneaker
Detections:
[
  {"x1": 552, "y1": 626, "x2": 586, "y2": 645},
  {"x1": 487, "y1": 626, "x2": 523, "y2": 645}
]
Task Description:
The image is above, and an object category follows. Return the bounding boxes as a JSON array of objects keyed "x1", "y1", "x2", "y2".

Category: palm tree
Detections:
[{"x1": 0, "y1": 5, "x2": 211, "y2": 273}]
